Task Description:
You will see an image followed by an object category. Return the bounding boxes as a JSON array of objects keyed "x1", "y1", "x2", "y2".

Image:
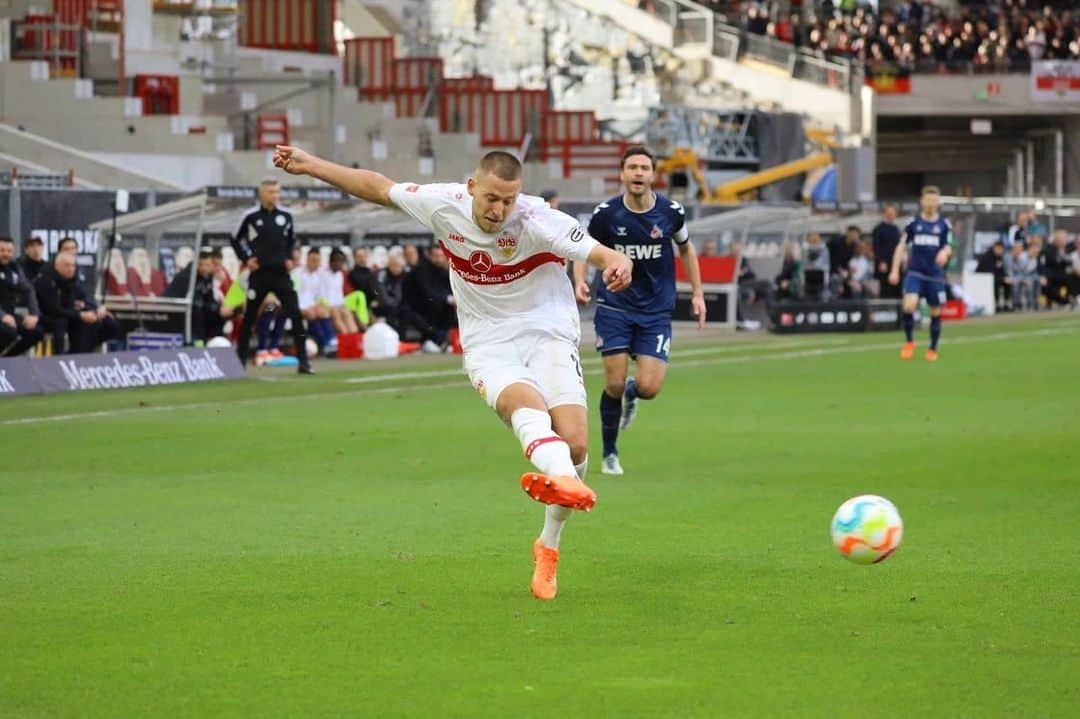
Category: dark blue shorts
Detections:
[
  {"x1": 902, "y1": 273, "x2": 947, "y2": 307},
  {"x1": 594, "y1": 305, "x2": 671, "y2": 361}
]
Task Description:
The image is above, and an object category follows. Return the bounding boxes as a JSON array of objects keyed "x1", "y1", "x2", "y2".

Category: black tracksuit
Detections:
[
  {"x1": 17, "y1": 255, "x2": 47, "y2": 284},
  {"x1": 404, "y1": 257, "x2": 457, "y2": 338},
  {"x1": 872, "y1": 221, "x2": 902, "y2": 299},
  {"x1": 33, "y1": 267, "x2": 121, "y2": 354},
  {"x1": 231, "y1": 204, "x2": 308, "y2": 366},
  {"x1": 0, "y1": 259, "x2": 44, "y2": 356}
]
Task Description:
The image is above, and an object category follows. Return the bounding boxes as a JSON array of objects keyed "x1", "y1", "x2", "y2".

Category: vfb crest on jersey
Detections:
[{"x1": 497, "y1": 235, "x2": 517, "y2": 258}]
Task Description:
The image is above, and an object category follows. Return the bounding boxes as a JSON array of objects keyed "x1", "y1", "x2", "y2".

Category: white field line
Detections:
[
  {"x1": 1, "y1": 326, "x2": 1072, "y2": 427},
  {"x1": 338, "y1": 336, "x2": 856, "y2": 386}
]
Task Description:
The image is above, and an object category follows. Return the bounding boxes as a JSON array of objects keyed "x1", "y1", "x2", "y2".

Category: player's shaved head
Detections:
[
  {"x1": 477, "y1": 151, "x2": 522, "y2": 182},
  {"x1": 468, "y1": 152, "x2": 523, "y2": 234}
]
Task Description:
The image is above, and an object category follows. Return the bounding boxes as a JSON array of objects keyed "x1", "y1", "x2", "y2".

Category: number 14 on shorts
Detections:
[{"x1": 655, "y1": 334, "x2": 671, "y2": 356}]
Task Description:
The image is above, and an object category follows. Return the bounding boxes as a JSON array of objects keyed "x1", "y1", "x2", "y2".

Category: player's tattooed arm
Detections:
[{"x1": 273, "y1": 145, "x2": 395, "y2": 206}]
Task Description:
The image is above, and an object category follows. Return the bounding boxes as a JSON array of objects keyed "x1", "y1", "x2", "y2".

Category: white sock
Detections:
[
  {"x1": 511, "y1": 408, "x2": 576, "y2": 478},
  {"x1": 539, "y1": 504, "x2": 572, "y2": 549},
  {"x1": 575, "y1": 455, "x2": 588, "y2": 482}
]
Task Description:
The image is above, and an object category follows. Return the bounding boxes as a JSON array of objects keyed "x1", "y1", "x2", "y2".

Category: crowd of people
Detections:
[
  {"x1": 1, "y1": 235, "x2": 122, "y2": 358},
  {"x1": 0, "y1": 233, "x2": 459, "y2": 361},
  {"x1": 975, "y1": 212, "x2": 1080, "y2": 311},
  {"x1": 735, "y1": 1, "x2": 1080, "y2": 73}
]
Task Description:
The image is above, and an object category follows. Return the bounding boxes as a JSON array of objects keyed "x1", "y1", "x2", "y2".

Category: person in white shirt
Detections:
[
  {"x1": 327, "y1": 247, "x2": 361, "y2": 336},
  {"x1": 295, "y1": 247, "x2": 336, "y2": 353},
  {"x1": 273, "y1": 144, "x2": 633, "y2": 601}
]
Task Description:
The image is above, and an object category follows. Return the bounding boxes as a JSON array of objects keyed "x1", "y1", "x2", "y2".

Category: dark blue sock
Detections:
[
  {"x1": 600, "y1": 390, "x2": 621, "y2": 457},
  {"x1": 624, "y1": 376, "x2": 638, "y2": 402},
  {"x1": 902, "y1": 312, "x2": 914, "y2": 342},
  {"x1": 256, "y1": 312, "x2": 273, "y2": 350},
  {"x1": 307, "y1": 320, "x2": 325, "y2": 348},
  {"x1": 270, "y1": 314, "x2": 285, "y2": 350},
  {"x1": 930, "y1": 316, "x2": 941, "y2": 349},
  {"x1": 319, "y1": 318, "x2": 336, "y2": 345}
]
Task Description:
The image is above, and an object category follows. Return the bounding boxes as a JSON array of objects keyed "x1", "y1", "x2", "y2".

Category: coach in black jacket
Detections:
[
  {"x1": 0, "y1": 236, "x2": 44, "y2": 356},
  {"x1": 230, "y1": 179, "x2": 311, "y2": 373},
  {"x1": 34, "y1": 252, "x2": 121, "y2": 354}
]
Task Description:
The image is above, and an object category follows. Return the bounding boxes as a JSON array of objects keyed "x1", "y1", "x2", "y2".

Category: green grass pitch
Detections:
[{"x1": 2, "y1": 315, "x2": 1079, "y2": 717}]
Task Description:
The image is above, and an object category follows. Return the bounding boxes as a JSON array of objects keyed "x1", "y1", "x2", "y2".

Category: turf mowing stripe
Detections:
[{"x1": 3, "y1": 323, "x2": 1073, "y2": 427}]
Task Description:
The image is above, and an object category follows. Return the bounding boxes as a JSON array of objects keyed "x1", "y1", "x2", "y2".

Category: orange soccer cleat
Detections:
[
  {"x1": 531, "y1": 539, "x2": 559, "y2": 600},
  {"x1": 926, "y1": 349, "x2": 938, "y2": 362},
  {"x1": 900, "y1": 341, "x2": 916, "y2": 360},
  {"x1": 520, "y1": 473, "x2": 597, "y2": 511}
]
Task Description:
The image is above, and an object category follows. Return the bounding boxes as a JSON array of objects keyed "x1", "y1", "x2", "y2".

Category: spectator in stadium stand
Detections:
[
  {"x1": 828, "y1": 225, "x2": 861, "y2": 288},
  {"x1": 872, "y1": 204, "x2": 902, "y2": 299},
  {"x1": 296, "y1": 247, "x2": 337, "y2": 355},
  {"x1": 846, "y1": 240, "x2": 878, "y2": 299},
  {"x1": 405, "y1": 245, "x2": 457, "y2": 346},
  {"x1": 57, "y1": 237, "x2": 78, "y2": 255},
  {"x1": 0, "y1": 236, "x2": 44, "y2": 357},
  {"x1": 165, "y1": 247, "x2": 225, "y2": 344},
  {"x1": 17, "y1": 236, "x2": 46, "y2": 283},
  {"x1": 1005, "y1": 210, "x2": 1030, "y2": 248},
  {"x1": 803, "y1": 232, "x2": 831, "y2": 300},
  {"x1": 976, "y1": 239, "x2": 1007, "y2": 311},
  {"x1": 1067, "y1": 237, "x2": 1080, "y2": 306},
  {"x1": 730, "y1": 240, "x2": 763, "y2": 330},
  {"x1": 403, "y1": 243, "x2": 421, "y2": 270},
  {"x1": 327, "y1": 247, "x2": 362, "y2": 335},
  {"x1": 700, "y1": 239, "x2": 719, "y2": 257},
  {"x1": 541, "y1": 189, "x2": 560, "y2": 210},
  {"x1": 347, "y1": 246, "x2": 379, "y2": 305},
  {"x1": 775, "y1": 240, "x2": 800, "y2": 300},
  {"x1": 1003, "y1": 241, "x2": 1025, "y2": 310},
  {"x1": 1010, "y1": 237, "x2": 1045, "y2": 312},
  {"x1": 376, "y1": 254, "x2": 444, "y2": 353},
  {"x1": 34, "y1": 252, "x2": 121, "y2": 353},
  {"x1": 1042, "y1": 230, "x2": 1072, "y2": 308}
]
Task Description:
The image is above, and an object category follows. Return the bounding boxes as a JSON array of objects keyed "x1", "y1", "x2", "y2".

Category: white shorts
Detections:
[{"x1": 463, "y1": 333, "x2": 586, "y2": 411}]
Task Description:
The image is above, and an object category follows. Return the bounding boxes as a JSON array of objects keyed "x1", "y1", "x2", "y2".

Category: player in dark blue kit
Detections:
[
  {"x1": 573, "y1": 146, "x2": 705, "y2": 475},
  {"x1": 888, "y1": 186, "x2": 954, "y2": 362}
]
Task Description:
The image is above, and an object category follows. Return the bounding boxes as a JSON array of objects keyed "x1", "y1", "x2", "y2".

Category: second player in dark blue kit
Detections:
[
  {"x1": 888, "y1": 185, "x2": 954, "y2": 361},
  {"x1": 574, "y1": 146, "x2": 706, "y2": 475}
]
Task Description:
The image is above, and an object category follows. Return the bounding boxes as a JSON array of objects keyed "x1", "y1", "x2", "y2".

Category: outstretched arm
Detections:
[
  {"x1": 888, "y1": 238, "x2": 907, "y2": 284},
  {"x1": 274, "y1": 145, "x2": 395, "y2": 206},
  {"x1": 586, "y1": 244, "x2": 633, "y2": 293},
  {"x1": 572, "y1": 259, "x2": 591, "y2": 304}
]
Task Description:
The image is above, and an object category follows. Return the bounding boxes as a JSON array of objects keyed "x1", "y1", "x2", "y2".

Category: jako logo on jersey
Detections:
[
  {"x1": 914, "y1": 234, "x2": 940, "y2": 246},
  {"x1": 615, "y1": 243, "x2": 663, "y2": 260},
  {"x1": 650, "y1": 225, "x2": 663, "y2": 239},
  {"x1": 497, "y1": 235, "x2": 517, "y2": 257},
  {"x1": 469, "y1": 251, "x2": 494, "y2": 273},
  {"x1": 448, "y1": 233, "x2": 465, "y2": 243}
]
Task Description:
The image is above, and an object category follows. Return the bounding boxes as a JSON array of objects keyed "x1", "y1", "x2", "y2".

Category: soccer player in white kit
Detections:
[{"x1": 272, "y1": 145, "x2": 634, "y2": 600}]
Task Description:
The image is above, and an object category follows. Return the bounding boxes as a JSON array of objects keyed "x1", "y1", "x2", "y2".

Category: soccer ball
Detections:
[{"x1": 831, "y1": 495, "x2": 903, "y2": 565}]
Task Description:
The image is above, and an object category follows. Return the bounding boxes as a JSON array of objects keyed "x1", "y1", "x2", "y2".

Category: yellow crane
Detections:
[{"x1": 655, "y1": 129, "x2": 837, "y2": 203}]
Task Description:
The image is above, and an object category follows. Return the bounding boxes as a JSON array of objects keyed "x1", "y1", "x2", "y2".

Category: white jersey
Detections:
[
  {"x1": 295, "y1": 267, "x2": 328, "y2": 309},
  {"x1": 388, "y1": 182, "x2": 598, "y2": 350}
]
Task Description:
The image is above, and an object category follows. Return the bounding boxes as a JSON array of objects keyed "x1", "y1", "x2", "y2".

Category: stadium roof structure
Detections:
[
  {"x1": 88, "y1": 186, "x2": 434, "y2": 249},
  {"x1": 687, "y1": 204, "x2": 890, "y2": 242}
]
